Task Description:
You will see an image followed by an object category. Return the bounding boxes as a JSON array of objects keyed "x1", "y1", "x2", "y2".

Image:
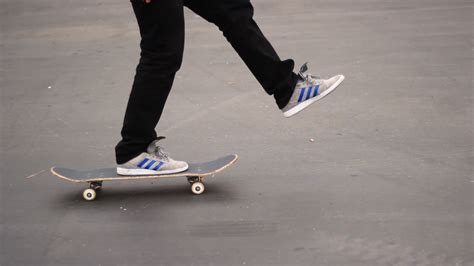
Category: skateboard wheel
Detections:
[
  {"x1": 191, "y1": 182, "x2": 205, "y2": 195},
  {"x1": 83, "y1": 188, "x2": 97, "y2": 201}
]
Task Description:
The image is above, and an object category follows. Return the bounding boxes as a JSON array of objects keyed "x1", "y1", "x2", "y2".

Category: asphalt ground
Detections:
[{"x1": 1, "y1": 0, "x2": 473, "y2": 265}]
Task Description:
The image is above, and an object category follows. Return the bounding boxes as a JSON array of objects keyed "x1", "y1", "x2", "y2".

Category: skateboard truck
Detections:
[{"x1": 90, "y1": 181, "x2": 102, "y2": 191}]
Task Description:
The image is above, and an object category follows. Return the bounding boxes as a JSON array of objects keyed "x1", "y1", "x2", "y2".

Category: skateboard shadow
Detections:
[{"x1": 51, "y1": 179, "x2": 239, "y2": 209}]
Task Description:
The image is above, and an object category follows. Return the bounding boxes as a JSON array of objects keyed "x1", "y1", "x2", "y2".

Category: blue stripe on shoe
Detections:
[
  {"x1": 305, "y1": 86, "x2": 313, "y2": 100},
  {"x1": 297, "y1": 88, "x2": 306, "y2": 103},
  {"x1": 144, "y1": 160, "x2": 156, "y2": 169},
  {"x1": 137, "y1": 158, "x2": 149, "y2": 168},
  {"x1": 313, "y1": 84, "x2": 319, "y2": 97},
  {"x1": 152, "y1": 161, "x2": 164, "y2": 171}
]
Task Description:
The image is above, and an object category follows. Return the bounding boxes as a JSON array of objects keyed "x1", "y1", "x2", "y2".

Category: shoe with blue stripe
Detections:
[
  {"x1": 282, "y1": 63, "x2": 344, "y2": 118},
  {"x1": 117, "y1": 138, "x2": 188, "y2": 176}
]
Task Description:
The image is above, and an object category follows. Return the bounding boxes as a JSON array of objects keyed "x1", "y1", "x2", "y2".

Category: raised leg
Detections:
[{"x1": 184, "y1": 0, "x2": 298, "y2": 109}]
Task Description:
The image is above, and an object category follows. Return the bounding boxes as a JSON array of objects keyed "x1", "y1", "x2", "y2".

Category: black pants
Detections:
[{"x1": 116, "y1": 0, "x2": 298, "y2": 164}]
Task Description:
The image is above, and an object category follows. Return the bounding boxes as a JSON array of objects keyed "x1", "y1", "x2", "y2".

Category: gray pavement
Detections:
[{"x1": 1, "y1": 0, "x2": 473, "y2": 265}]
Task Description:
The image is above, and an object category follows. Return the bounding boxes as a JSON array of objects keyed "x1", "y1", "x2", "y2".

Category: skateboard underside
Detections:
[{"x1": 51, "y1": 154, "x2": 238, "y2": 200}]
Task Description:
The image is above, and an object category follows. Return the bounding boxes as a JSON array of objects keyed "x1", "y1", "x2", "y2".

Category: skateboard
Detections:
[{"x1": 51, "y1": 154, "x2": 238, "y2": 201}]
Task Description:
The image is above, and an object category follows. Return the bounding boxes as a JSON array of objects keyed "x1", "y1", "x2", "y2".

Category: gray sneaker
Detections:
[
  {"x1": 117, "y1": 137, "x2": 188, "y2": 176},
  {"x1": 282, "y1": 63, "x2": 344, "y2": 117}
]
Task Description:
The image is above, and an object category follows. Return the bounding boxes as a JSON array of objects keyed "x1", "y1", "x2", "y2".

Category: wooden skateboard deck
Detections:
[{"x1": 51, "y1": 154, "x2": 238, "y2": 200}]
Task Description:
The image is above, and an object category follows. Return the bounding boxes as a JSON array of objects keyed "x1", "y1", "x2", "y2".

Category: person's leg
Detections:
[
  {"x1": 115, "y1": 0, "x2": 185, "y2": 164},
  {"x1": 184, "y1": 0, "x2": 298, "y2": 109}
]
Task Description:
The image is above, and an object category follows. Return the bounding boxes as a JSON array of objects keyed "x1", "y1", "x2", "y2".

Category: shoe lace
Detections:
[
  {"x1": 299, "y1": 62, "x2": 320, "y2": 85},
  {"x1": 155, "y1": 146, "x2": 170, "y2": 161},
  {"x1": 150, "y1": 138, "x2": 170, "y2": 161}
]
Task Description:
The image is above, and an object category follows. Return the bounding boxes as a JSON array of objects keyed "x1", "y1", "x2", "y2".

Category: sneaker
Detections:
[
  {"x1": 282, "y1": 63, "x2": 344, "y2": 117},
  {"x1": 117, "y1": 137, "x2": 189, "y2": 176}
]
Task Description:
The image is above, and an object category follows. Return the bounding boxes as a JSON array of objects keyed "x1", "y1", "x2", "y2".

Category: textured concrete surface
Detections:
[{"x1": 1, "y1": 0, "x2": 473, "y2": 265}]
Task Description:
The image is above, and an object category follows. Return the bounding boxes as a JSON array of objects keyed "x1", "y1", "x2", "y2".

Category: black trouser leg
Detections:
[
  {"x1": 184, "y1": 0, "x2": 298, "y2": 109},
  {"x1": 116, "y1": 0, "x2": 297, "y2": 164},
  {"x1": 115, "y1": 0, "x2": 184, "y2": 164}
]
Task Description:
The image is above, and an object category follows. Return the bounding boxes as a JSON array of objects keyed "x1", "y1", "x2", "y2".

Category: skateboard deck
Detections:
[{"x1": 51, "y1": 154, "x2": 238, "y2": 200}]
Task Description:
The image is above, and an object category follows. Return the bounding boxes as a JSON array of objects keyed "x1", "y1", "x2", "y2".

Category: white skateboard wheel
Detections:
[
  {"x1": 83, "y1": 188, "x2": 97, "y2": 201},
  {"x1": 191, "y1": 182, "x2": 205, "y2": 195}
]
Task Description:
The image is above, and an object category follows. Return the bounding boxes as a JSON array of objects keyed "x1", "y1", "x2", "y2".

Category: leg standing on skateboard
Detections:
[{"x1": 115, "y1": 0, "x2": 345, "y2": 176}]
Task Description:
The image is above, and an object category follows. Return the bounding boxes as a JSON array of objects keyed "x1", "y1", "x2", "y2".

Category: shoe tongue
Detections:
[
  {"x1": 146, "y1": 136, "x2": 166, "y2": 154},
  {"x1": 147, "y1": 140, "x2": 159, "y2": 154},
  {"x1": 298, "y1": 62, "x2": 309, "y2": 80}
]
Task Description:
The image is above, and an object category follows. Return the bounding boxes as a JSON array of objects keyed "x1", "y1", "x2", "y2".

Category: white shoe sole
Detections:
[
  {"x1": 116, "y1": 165, "x2": 189, "y2": 176},
  {"x1": 283, "y1": 75, "x2": 345, "y2": 118}
]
